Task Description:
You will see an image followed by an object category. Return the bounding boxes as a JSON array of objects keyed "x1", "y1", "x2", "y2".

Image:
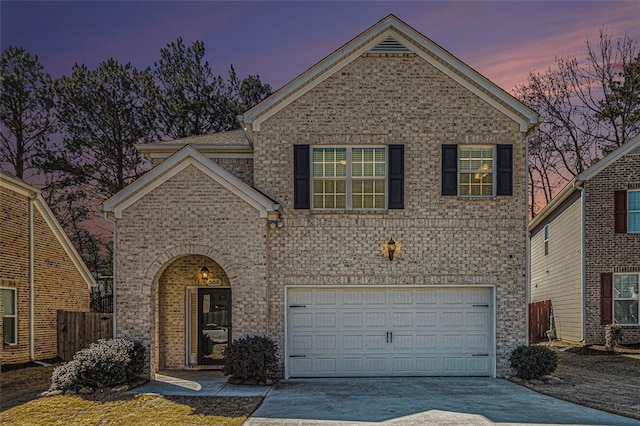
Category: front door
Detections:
[{"x1": 197, "y1": 288, "x2": 231, "y2": 365}]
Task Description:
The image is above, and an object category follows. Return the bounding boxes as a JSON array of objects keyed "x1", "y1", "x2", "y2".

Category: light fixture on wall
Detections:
[
  {"x1": 200, "y1": 256, "x2": 210, "y2": 281},
  {"x1": 381, "y1": 237, "x2": 401, "y2": 261}
]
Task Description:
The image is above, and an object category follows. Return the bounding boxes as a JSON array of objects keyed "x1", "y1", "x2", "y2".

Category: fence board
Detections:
[
  {"x1": 57, "y1": 311, "x2": 113, "y2": 361},
  {"x1": 529, "y1": 300, "x2": 552, "y2": 343}
]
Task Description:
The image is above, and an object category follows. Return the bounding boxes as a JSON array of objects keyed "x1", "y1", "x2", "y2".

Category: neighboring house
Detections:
[
  {"x1": 0, "y1": 172, "x2": 94, "y2": 365},
  {"x1": 102, "y1": 15, "x2": 539, "y2": 378},
  {"x1": 530, "y1": 134, "x2": 640, "y2": 345}
]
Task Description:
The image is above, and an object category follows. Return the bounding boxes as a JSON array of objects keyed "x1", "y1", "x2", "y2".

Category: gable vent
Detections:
[{"x1": 366, "y1": 36, "x2": 413, "y2": 54}]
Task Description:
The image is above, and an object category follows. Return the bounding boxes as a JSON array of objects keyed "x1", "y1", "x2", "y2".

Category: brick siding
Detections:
[
  {"x1": 585, "y1": 154, "x2": 640, "y2": 344},
  {"x1": 0, "y1": 186, "x2": 90, "y2": 365},
  {"x1": 115, "y1": 55, "x2": 528, "y2": 377}
]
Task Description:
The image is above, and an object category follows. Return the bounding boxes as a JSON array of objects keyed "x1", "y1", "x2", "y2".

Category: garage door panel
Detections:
[
  {"x1": 287, "y1": 287, "x2": 493, "y2": 377},
  {"x1": 392, "y1": 312, "x2": 414, "y2": 327}
]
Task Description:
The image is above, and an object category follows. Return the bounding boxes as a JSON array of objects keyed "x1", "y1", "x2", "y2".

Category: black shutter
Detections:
[
  {"x1": 388, "y1": 145, "x2": 404, "y2": 209},
  {"x1": 496, "y1": 144, "x2": 513, "y2": 196},
  {"x1": 614, "y1": 190, "x2": 627, "y2": 233},
  {"x1": 601, "y1": 273, "x2": 613, "y2": 325},
  {"x1": 441, "y1": 144, "x2": 457, "y2": 196},
  {"x1": 293, "y1": 145, "x2": 310, "y2": 209}
]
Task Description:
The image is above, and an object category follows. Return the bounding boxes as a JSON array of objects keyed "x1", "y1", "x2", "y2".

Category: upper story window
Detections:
[
  {"x1": 312, "y1": 147, "x2": 386, "y2": 210},
  {"x1": 614, "y1": 189, "x2": 640, "y2": 234},
  {"x1": 544, "y1": 224, "x2": 550, "y2": 256},
  {"x1": 1, "y1": 288, "x2": 17, "y2": 345},
  {"x1": 441, "y1": 144, "x2": 512, "y2": 197},
  {"x1": 614, "y1": 274, "x2": 639, "y2": 325},
  {"x1": 628, "y1": 190, "x2": 639, "y2": 233},
  {"x1": 458, "y1": 146, "x2": 494, "y2": 196}
]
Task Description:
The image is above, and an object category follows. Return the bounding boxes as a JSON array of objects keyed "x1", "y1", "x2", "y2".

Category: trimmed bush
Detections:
[
  {"x1": 51, "y1": 338, "x2": 145, "y2": 390},
  {"x1": 605, "y1": 323, "x2": 622, "y2": 351},
  {"x1": 223, "y1": 335, "x2": 278, "y2": 384},
  {"x1": 509, "y1": 345, "x2": 558, "y2": 380}
]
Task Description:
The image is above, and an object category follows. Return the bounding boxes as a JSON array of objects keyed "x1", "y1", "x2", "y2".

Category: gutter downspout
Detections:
[
  {"x1": 103, "y1": 212, "x2": 117, "y2": 339},
  {"x1": 573, "y1": 181, "x2": 587, "y2": 343},
  {"x1": 29, "y1": 197, "x2": 35, "y2": 362}
]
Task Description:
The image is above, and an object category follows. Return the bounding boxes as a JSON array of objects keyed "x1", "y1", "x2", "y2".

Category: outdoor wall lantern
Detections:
[
  {"x1": 200, "y1": 256, "x2": 210, "y2": 281},
  {"x1": 381, "y1": 237, "x2": 401, "y2": 261}
]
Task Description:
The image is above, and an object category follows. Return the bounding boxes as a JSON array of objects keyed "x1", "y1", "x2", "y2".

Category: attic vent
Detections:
[{"x1": 367, "y1": 36, "x2": 413, "y2": 54}]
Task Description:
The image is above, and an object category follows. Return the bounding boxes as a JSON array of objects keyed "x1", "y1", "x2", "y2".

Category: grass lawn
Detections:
[{"x1": 0, "y1": 394, "x2": 262, "y2": 426}]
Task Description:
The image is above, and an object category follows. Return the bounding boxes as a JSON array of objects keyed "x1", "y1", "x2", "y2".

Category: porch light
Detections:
[
  {"x1": 200, "y1": 256, "x2": 210, "y2": 281},
  {"x1": 381, "y1": 237, "x2": 401, "y2": 261}
]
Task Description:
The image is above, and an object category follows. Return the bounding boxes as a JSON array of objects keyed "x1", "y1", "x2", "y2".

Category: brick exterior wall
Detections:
[
  {"x1": 115, "y1": 54, "x2": 529, "y2": 377},
  {"x1": 0, "y1": 186, "x2": 90, "y2": 365},
  {"x1": 115, "y1": 165, "x2": 268, "y2": 375},
  {"x1": 255, "y1": 55, "x2": 528, "y2": 376},
  {"x1": 585, "y1": 154, "x2": 640, "y2": 344}
]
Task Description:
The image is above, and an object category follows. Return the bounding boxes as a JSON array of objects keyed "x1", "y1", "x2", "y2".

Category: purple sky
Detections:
[{"x1": 2, "y1": 1, "x2": 639, "y2": 94}]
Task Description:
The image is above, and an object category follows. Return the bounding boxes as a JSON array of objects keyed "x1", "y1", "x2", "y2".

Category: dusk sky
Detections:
[{"x1": 2, "y1": 1, "x2": 639, "y2": 95}]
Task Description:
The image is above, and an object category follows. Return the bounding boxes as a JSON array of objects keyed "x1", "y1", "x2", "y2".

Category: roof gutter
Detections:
[
  {"x1": 103, "y1": 212, "x2": 117, "y2": 340},
  {"x1": 29, "y1": 196, "x2": 35, "y2": 362}
]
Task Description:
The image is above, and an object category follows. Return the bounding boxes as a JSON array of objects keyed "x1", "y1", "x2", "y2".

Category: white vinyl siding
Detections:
[{"x1": 530, "y1": 194, "x2": 583, "y2": 342}]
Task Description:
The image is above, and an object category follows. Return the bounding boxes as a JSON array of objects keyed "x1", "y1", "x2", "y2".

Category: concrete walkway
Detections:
[
  {"x1": 246, "y1": 377, "x2": 640, "y2": 426},
  {"x1": 127, "y1": 370, "x2": 270, "y2": 397}
]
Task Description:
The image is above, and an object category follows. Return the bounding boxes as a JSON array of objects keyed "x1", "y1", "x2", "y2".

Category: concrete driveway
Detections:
[{"x1": 245, "y1": 377, "x2": 640, "y2": 426}]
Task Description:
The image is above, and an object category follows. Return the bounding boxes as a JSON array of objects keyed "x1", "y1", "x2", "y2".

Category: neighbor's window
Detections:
[
  {"x1": 1, "y1": 288, "x2": 17, "y2": 345},
  {"x1": 544, "y1": 225, "x2": 550, "y2": 256},
  {"x1": 312, "y1": 147, "x2": 386, "y2": 210},
  {"x1": 459, "y1": 146, "x2": 494, "y2": 196},
  {"x1": 614, "y1": 274, "x2": 639, "y2": 325},
  {"x1": 629, "y1": 190, "x2": 640, "y2": 233}
]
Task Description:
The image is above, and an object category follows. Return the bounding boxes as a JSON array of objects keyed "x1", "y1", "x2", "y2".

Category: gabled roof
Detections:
[
  {"x1": 0, "y1": 172, "x2": 96, "y2": 288},
  {"x1": 239, "y1": 14, "x2": 539, "y2": 139},
  {"x1": 101, "y1": 145, "x2": 279, "y2": 219},
  {"x1": 530, "y1": 134, "x2": 640, "y2": 231}
]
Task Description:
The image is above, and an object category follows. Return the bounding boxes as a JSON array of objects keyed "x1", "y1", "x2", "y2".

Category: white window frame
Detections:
[
  {"x1": 613, "y1": 273, "x2": 640, "y2": 326},
  {"x1": 311, "y1": 146, "x2": 387, "y2": 211},
  {"x1": 544, "y1": 225, "x2": 550, "y2": 256},
  {"x1": 1, "y1": 287, "x2": 17, "y2": 345},
  {"x1": 628, "y1": 189, "x2": 640, "y2": 234},
  {"x1": 457, "y1": 145, "x2": 496, "y2": 197}
]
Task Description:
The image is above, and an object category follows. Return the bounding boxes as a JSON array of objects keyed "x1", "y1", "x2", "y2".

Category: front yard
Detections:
[
  {"x1": 1, "y1": 343, "x2": 639, "y2": 423},
  {"x1": 520, "y1": 342, "x2": 640, "y2": 420}
]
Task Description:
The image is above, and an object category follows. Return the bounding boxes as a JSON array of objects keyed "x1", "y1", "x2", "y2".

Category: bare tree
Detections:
[{"x1": 515, "y1": 30, "x2": 639, "y2": 216}]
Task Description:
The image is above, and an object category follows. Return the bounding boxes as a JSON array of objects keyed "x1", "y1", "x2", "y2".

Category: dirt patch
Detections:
[{"x1": 520, "y1": 342, "x2": 640, "y2": 420}]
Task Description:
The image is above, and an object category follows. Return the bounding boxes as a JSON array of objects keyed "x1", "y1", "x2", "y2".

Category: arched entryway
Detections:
[{"x1": 157, "y1": 254, "x2": 231, "y2": 370}]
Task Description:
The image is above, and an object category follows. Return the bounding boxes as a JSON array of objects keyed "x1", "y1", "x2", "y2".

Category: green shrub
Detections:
[
  {"x1": 51, "y1": 338, "x2": 145, "y2": 390},
  {"x1": 223, "y1": 335, "x2": 278, "y2": 383},
  {"x1": 509, "y1": 345, "x2": 558, "y2": 380}
]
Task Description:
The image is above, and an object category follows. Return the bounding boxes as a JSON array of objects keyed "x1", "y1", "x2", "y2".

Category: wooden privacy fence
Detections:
[
  {"x1": 57, "y1": 310, "x2": 113, "y2": 361},
  {"x1": 529, "y1": 300, "x2": 552, "y2": 343}
]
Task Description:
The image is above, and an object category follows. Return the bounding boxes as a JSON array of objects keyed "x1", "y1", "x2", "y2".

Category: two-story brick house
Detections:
[
  {"x1": 530, "y1": 134, "x2": 640, "y2": 345},
  {"x1": 102, "y1": 15, "x2": 539, "y2": 378},
  {"x1": 1, "y1": 172, "x2": 94, "y2": 365}
]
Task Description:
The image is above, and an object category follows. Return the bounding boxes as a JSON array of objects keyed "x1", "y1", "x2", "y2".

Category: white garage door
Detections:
[{"x1": 286, "y1": 287, "x2": 493, "y2": 377}]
